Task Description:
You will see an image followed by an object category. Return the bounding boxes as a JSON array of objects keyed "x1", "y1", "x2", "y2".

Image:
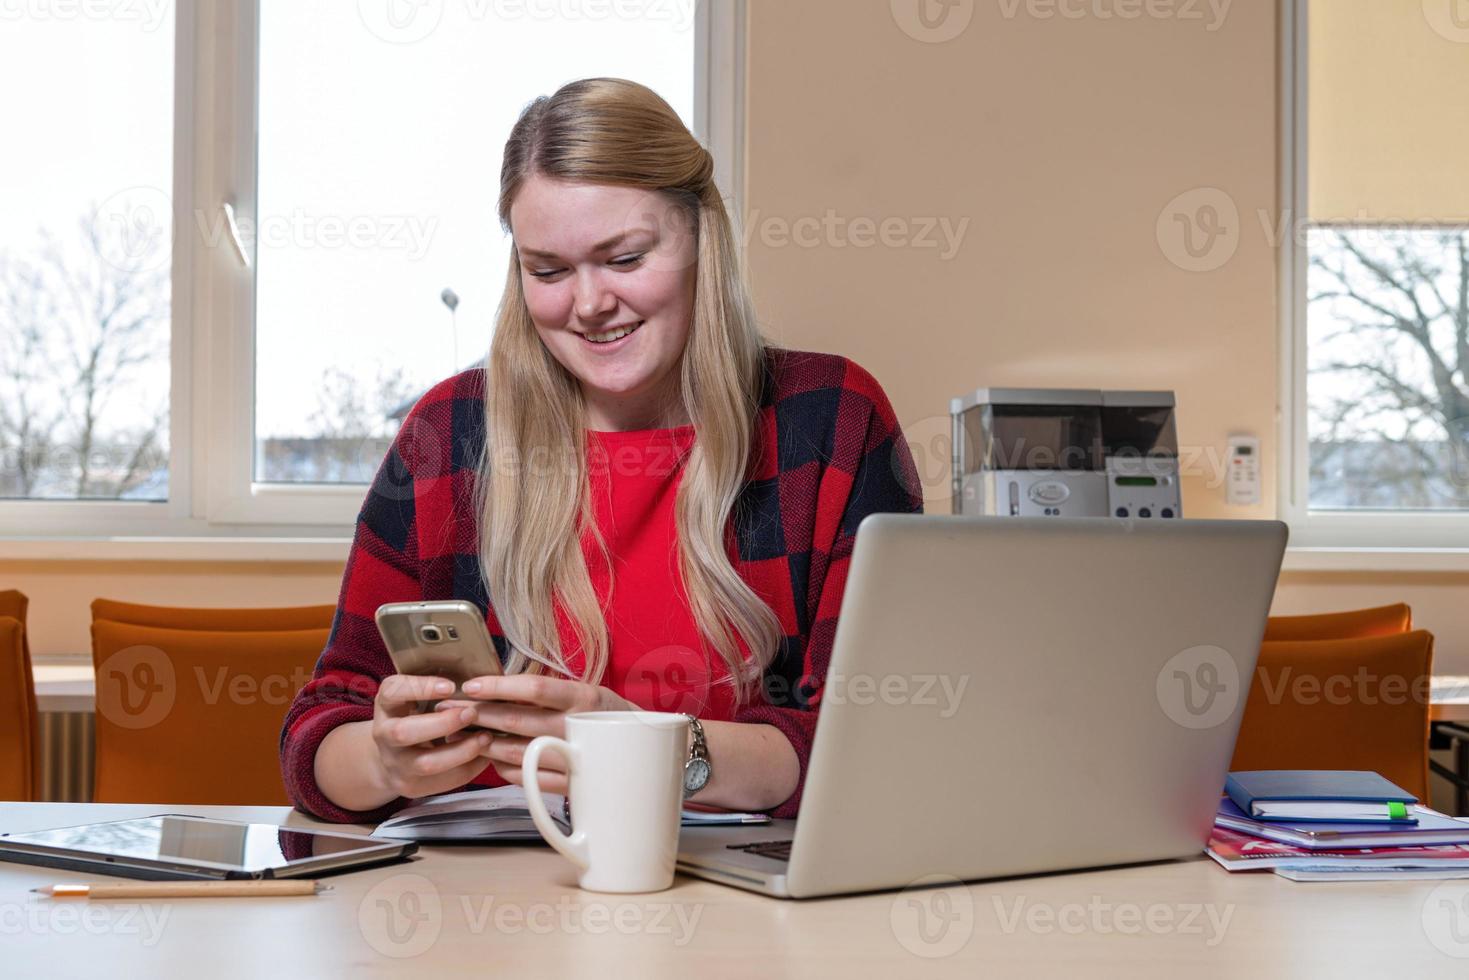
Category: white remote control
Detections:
[{"x1": 1226, "y1": 434, "x2": 1261, "y2": 506}]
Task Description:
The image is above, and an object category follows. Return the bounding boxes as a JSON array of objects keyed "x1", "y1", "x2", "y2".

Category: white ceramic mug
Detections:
[{"x1": 522, "y1": 711, "x2": 689, "y2": 893}]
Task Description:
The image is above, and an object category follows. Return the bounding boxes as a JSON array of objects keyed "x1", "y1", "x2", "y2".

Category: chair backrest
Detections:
[
  {"x1": 90, "y1": 598, "x2": 336, "y2": 632},
  {"x1": 0, "y1": 590, "x2": 38, "y2": 800},
  {"x1": 0, "y1": 617, "x2": 38, "y2": 801},
  {"x1": 1230, "y1": 630, "x2": 1434, "y2": 799},
  {"x1": 0, "y1": 590, "x2": 31, "y2": 664},
  {"x1": 0, "y1": 589, "x2": 28, "y2": 624},
  {"x1": 91, "y1": 620, "x2": 328, "y2": 805},
  {"x1": 1263, "y1": 603, "x2": 1412, "y2": 643}
]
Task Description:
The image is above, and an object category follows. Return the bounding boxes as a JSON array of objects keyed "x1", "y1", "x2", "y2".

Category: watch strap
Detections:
[{"x1": 685, "y1": 714, "x2": 708, "y2": 761}]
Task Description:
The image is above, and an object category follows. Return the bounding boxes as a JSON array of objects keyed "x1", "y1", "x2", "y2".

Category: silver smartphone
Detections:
[{"x1": 375, "y1": 600, "x2": 503, "y2": 712}]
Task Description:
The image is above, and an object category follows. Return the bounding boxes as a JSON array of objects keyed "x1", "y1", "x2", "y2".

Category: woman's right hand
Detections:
[{"x1": 371, "y1": 674, "x2": 496, "y2": 799}]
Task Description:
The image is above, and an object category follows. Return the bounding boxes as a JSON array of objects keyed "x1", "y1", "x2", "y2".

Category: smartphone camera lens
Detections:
[{"x1": 418, "y1": 624, "x2": 443, "y2": 644}]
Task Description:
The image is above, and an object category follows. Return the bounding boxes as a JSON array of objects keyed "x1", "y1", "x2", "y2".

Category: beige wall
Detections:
[
  {"x1": 5, "y1": 0, "x2": 1469, "y2": 681},
  {"x1": 744, "y1": 0, "x2": 1278, "y2": 521}
]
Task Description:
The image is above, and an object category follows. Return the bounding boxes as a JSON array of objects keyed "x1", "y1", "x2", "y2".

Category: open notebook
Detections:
[{"x1": 374, "y1": 785, "x2": 771, "y2": 842}]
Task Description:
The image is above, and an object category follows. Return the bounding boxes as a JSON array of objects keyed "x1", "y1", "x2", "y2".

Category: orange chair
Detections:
[
  {"x1": 1231, "y1": 631, "x2": 1434, "y2": 800},
  {"x1": 0, "y1": 589, "x2": 27, "y2": 625},
  {"x1": 0, "y1": 590, "x2": 31, "y2": 675},
  {"x1": 91, "y1": 620, "x2": 328, "y2": 804},
  {"x1": 0, "y1": 616, "x2": 38, "y2": 801},
  {"x1": 91, "y1": 598, "x2": 335, "y2": 632},
  {"x1": 0, "y1": 590, "x2": 38, "y2": 800},
  {"x1": 1263, "y1": 603, "x2": 1412, "y2": 643}
]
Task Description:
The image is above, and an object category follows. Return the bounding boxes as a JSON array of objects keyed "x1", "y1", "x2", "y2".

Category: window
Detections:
[
  {"x1": 1282, "y1": 0, "x2": 1469, "y2": 546},
  {"x1": 0, "y1": 0, "x2": 740, "y2": 541},
  {"x1": 0, "y1": 9, "x2": 175, "y2": 503},
  {"x1": 253, "y1": 3, "x2": 696, "y2": 486}
]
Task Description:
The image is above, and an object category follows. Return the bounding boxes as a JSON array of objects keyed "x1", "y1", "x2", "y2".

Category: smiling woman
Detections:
[
  {"x1": 281, "y1": 77, "x2": 923, "y2": 824},
  {"x1": 511, "y1": 176, "x2": 697, "y2": 432}
]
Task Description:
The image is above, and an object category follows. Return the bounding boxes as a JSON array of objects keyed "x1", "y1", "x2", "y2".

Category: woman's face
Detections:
[{"x1": 510, "y1": 175, "x2": 698, "y2": 431}]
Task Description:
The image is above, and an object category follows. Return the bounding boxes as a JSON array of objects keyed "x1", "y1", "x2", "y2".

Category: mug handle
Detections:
[{"x1": 522, "y1": 736, "x2": 590, "y2": 870}]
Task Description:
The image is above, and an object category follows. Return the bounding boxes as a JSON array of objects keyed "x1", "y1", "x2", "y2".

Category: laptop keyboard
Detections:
[{"x1": 727, "y1": 839, "x2": 793, "y2": 862}]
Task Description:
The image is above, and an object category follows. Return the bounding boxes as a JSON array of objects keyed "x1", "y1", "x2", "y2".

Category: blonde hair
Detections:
[{"x1": 475, "y1": 77, "x2": 780, "y2": 702}]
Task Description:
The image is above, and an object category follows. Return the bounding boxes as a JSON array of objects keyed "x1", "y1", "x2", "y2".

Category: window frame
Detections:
[
  {"x1": 1277, "y1": 0, "x2": 1469, "y2": 549},
  {"x1": 0, "y1": 1, "x2": 200, "y2": 539},
  {"x1": 0, "y1": 0, "x2": 743, "y2": 542}
]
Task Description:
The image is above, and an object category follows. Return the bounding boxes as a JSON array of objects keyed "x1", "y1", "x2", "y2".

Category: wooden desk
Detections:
[{"x1": 3, "y1": 802, "x2": 1469, "y2": 977}]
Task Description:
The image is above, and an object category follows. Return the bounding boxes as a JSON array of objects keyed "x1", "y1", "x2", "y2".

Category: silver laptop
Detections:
[{"x1": 676, "y1": 514, "x2": 1287, "y2": 898}]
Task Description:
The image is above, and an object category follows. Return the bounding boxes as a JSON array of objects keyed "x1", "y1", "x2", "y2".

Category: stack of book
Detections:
[
  {"x1": 372, "y1": 785, "x2": 770, "y2": 842},
  {"x1": 1207, "y1": 770, "x2": 1469, "y2": 881}
]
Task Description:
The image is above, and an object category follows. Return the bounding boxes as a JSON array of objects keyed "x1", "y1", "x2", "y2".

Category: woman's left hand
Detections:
[{"x1": 445, "y1": 674, "x2": 636, "y2": 794}]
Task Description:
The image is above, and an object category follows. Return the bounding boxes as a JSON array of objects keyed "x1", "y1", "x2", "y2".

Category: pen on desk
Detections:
[{"x1": 31, "y1": 880, "x2": 329, "y2": 899}]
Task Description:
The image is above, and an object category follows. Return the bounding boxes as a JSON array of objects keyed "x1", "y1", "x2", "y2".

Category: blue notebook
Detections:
[
  {"x1": 1225, "y1": 770, "x2": 1419, "y2": 824},
  {"x1": 1214, "y1": 799, "x2": 1469, "y2": 850}
]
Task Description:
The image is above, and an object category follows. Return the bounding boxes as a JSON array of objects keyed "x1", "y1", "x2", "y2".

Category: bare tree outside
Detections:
[
  {"x1": 1, "y1": 199, "x2": 419, "y2": 497},
  {"x1": 256, "y1": 365, "x2": 416, "y2": 484},
  {"x1": 1306, "y1": 227, "x2": 1469, "y2": 510},
  {"x1": 0, "y1": 200, "x2": 170, "y2": 500}
]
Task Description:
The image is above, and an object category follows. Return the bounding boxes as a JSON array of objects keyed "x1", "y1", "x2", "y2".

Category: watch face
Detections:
[{"x1": 683, "y1": 758, "x2": 712, "y2": 794}]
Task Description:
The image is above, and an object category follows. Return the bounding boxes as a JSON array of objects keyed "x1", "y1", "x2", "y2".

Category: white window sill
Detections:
[
  {"x1": 0, "y1": 537, "x2": 351, "y2": 563},
  {"x1": 1281, "y1": 548, "x2": 1469, "y2": 573}
]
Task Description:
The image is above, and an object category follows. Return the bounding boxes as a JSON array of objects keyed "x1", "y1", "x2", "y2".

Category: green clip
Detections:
[{"x1": 1387, "y1": 801, "x2": 1408, "y2": 820}]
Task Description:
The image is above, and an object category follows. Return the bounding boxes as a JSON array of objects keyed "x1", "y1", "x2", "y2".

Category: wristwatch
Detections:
[{"x1": 682, "y1": 714, "x2": 711, "y2": 798}]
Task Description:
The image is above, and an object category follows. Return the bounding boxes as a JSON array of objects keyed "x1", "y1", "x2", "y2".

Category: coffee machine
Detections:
[{"x1": 949, "y1": 387, "x2": 1182, "y2": 519}]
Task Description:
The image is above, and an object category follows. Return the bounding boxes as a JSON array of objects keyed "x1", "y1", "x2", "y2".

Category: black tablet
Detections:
[{"x1": 0, "y1": 814, "x2": 417, "y2": 881}]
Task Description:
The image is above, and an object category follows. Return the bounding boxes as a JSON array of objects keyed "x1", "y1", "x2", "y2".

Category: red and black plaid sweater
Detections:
[{"x1": 280, "y1": 346, "x2": 924, "y2": 822}]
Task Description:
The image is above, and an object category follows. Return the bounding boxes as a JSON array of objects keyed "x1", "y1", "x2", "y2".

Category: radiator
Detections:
[{"x1": 39, "y1": 711, "x2": 95, "y2": 802}]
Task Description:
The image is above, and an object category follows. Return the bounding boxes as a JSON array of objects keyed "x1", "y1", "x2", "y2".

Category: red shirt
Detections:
[
  {"x1": 470, "y1": 423, "x2": 734, "y2": 791},
  {"x1": 559, "y1": 424, "x2": 737, "y2": 722}
]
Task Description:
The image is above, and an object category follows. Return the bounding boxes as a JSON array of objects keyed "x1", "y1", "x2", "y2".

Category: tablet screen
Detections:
[{"x1": 4, "y1": 816, "x2": 393, "y2": 872}]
